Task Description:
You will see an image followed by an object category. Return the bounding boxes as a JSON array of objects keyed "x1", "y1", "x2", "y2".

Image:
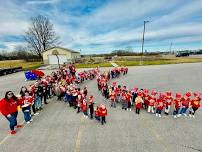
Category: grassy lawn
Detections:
[
  {"x1": 115, "y1": 57, "x2": 202, "y2": 66},
  {"x1": 0, "y1": 60, "x2": 43, "y2": 71},
  {"x1": 75, "y1": 62, "x2": 112, "y2": 68}
]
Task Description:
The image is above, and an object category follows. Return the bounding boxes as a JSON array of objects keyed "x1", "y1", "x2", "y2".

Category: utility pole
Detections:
[
  {"x1": 169, "y1": 42, "x2": 173, "y2": 54},
  {"x1": 140, "y1": 21, "x2": 149, "y2": 65}
]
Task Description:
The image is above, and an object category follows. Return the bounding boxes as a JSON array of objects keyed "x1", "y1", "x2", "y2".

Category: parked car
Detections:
[{"x1": 176, "y1": 52, "x2": 189, "y2": 57}]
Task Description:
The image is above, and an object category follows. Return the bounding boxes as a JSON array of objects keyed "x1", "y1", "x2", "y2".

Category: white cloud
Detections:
[{"x1": 26, "y1": 0, "x2": 59, "y2": 5}]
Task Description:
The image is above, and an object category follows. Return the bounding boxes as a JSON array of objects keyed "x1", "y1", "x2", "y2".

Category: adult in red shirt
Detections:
[
  {"x1": 0, "y1": 91, "x2": 23, "y2": 134},
  {"x1": 173, "y1": 93, "x2": 182, "y2": 118},
  {"x1": 99, "y1": 104, "x2": 108, "y2": 125},
  {"x1": 189, "y1": 92, "x2": 201, "y2": 118}
]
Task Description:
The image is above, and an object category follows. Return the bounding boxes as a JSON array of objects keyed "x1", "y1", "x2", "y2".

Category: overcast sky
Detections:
[{"x1": 0, "y1": 0, "x2": 202, "y2": 54}]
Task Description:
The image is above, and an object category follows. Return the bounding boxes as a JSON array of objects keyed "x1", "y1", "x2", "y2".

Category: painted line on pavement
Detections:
[{"x1": 74, "y1": 116, "x2": 86, "y2": 152}]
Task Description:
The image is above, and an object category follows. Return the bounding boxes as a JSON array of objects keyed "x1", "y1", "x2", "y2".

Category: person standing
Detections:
[
  {"x1": 179, "y1": 91, "x2": 191, "y2": 117},
  {"x1": 173, "y1": 93, "x2": 182, "y2": 118},
  {"x1": 88, "y1": 96, "x2": 94, "y2": 119},
  {"x1": 99, "y1": 104, "x2": 108, "y2": 125},
  {"x1": 135, "y1": 92, "x2": 143, "y2": 114},
  {"x1": 21, "y1": 92, "x2": 33, "y2": 124},
  {"x1": 110, "y1": 89, "x2": 116, "y2": 108},
  {"x1": 189, "y1": 92, "x2": 201, "y2": 118},
  {"x1": 148, "y1": 90, "x2": 157, "y2": 113},
  {"x1": 0, "y1": 91, "x2": 23, "y2": 135},
  {"x1": 164, "y1": 91, "x2": 173, "y2": 115},
  {"x1": 156, "y1": 93, "x2": 165, "y2": 117}
]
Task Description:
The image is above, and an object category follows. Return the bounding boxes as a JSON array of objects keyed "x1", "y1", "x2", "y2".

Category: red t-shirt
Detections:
[
  {"x1": 191, "y1": 99, "x2": 200, "y2": 108},
  {"x1": 174, "y1": 99, "x2": 181, "y2": 108},
  {"x1": 149, "y1": 96, "x2": 156, "y2": 106}
]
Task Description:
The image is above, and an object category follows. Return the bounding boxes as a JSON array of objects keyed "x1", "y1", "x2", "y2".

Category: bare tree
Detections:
[{"x1": 24, "y1": 15, "x2": 60, "y2": 58}]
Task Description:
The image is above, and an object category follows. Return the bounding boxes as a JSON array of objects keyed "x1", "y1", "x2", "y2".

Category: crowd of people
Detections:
[
  {"x1": 0, "y1": 63, "x2": 201, "y2": 135},
  {"x1": 0, "y1": 63, "x2": 109, "y2": 135},
  {"x1": 97, "y1": 70, "x2": 201, "y2": 118}
]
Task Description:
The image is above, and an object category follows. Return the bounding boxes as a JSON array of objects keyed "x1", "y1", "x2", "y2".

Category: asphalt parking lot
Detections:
[{"x1": 0, "y1": 63, "x2": 202, "y2": 152}]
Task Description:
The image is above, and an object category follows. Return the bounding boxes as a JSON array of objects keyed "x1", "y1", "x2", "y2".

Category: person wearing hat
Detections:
[
  {"x1": 143, "y1": 89, "x2": 150, "y2": 110},
  {"x1": 148, "y1": 90, "x2": 157, "y2": 113},
  {"x1": 88, "y1": 95, "x2": 94, "y2": 119},
  {"x1": 164, "y1": 91, "x2": 173, "y2": 115},
  {"x1": 99, "y1": 104, "x2": 108, "y2": 125},
  {"x1": 189, "y1": 92, "x2": 201, "y2": 118},
  {"x1": 173, "y1": 93, "x2": 182, "y2": 118},
  {"x1": 179, "y1": 91, "x2": 191, "y2": 117},
  {"x1": 135, "y1": 92, "x2": 144, "y2": 114},
  {"x1": 156, "y1": 93, "x2": 165, "y2": 117}
]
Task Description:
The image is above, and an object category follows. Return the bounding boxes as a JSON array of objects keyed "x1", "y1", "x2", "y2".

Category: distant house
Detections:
[{"x1": 42, "y1": 47, "x2": 81, "y2": 65}]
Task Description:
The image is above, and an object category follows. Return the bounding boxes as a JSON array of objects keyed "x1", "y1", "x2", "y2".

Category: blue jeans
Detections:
[
  {"x1": 35, "y1": 96, "x2": 42, "y2": 109},
  {"x1": 5, "y1": 111, "x2": 18, "y2": 131},
  {"x1": 180, "y1": 106, "x2": 188, "y2": 114},
  {"x1": 22, "y1": 107, "x2": 31, "y2": 122},
  {"x1": 173, "y1": 108, "x2": 180, "y2": 116}
]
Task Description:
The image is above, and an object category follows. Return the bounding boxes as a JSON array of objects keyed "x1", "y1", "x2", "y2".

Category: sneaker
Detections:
[
  {"x1": 10, "y1": 130, "x2": 16, "y2": 135},
  {"x1": 156, "y1": 113, "x2": 158, "y2": 117},
  {"x1": 174, "y1": 115, "x2": 177, "y2": 118},
  {"x1": 30, "y1": 119, "x2": 33, "y2": 122},
  {"x1": 189, "y1": 114, "x2": 192, "y2": 118},
  {"x1": 27, "y1": 121, "x2": 31, "y2": 124},
  {"x1": 192, "y1": 115, "x2": 195, "y2": 118},
  {"x1": 34, "y1": 112, "x2": 39, "y2": 116},
  {"x1": 16, "y1": 125, "x2": 23, "y2": 128},
  {"x1": 183, "y1": 114, "x2": 187, "y2": 117},
  {"x1": 177, "y1": 114, "x2": 181, "y2": 117},
  {"x1": 159, "y1": 114, "x2": 161, "y2": 118}
]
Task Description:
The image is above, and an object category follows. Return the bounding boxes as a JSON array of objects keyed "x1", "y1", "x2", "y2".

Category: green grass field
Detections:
[
  {"x1": 0, "y1": 60, "x2": 43, "y2": 71},
  {"x1": 115, "y1": 57, "x2": 202, "y2": 66},
  {"x1": 75, "y1": 62, "x2": 112, "y2": 68}
]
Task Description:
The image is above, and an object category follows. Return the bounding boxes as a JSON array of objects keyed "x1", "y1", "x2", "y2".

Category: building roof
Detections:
[{"x1": 42, "y1": 47, "x2": 80, "y2": 54}]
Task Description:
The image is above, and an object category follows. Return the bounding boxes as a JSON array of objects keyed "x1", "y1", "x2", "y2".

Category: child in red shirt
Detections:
[
  {"x1": 173, "y1": 93, "x2": 182, "y2": 118},
  {"x1": 156, "y1": 93, "x2": 165, "y2": 117},
  {"x1": 189, "y1": 92, "x2": 201, "y2": 118},
  {"x1": 178, "y1": 91, "x2": 191, "y2": 117},
  {"x1": 135, "y1": 92, "x2": 143, "y2": 114}
]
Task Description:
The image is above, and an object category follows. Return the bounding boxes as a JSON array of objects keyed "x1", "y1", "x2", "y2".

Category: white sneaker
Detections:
[
  {"x1": 174, "y1": 115, "x2": 177, "y2": 118},
  {"x1": 159, "y1": 114, "x2": 161, "y2": 117},
  {"x1": 177, "y1": 114, "x2": 181, "y2": 117},
  {"x1": 183, "y1": 114, "x2": 187, "y2": 117},
  {"x1": 189, "y1": 114, "x2": 192, "y2": 118},
  {"x1": 34, "y1": 113, "x2": 39, "y2": 116},
  {"x1": 27, "y1": 121, "x2": 31, "y2": 124},
  {"x1": 192, "y1": 115, "x2": 195, "y2": 118},
  {"x1": 130, "y1": 109, "x2": 132, "y2": 111},
  {"x1": 156, "y1": 113, "x2": 158, "y2": 117}
]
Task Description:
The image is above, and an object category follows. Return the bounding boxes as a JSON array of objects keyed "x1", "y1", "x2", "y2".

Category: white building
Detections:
[{"x1": 42, "y1": 47, "x2": 81, "y2": 65}]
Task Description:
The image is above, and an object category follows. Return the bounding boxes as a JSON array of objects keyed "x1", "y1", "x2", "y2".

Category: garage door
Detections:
[{"x1": 48, "y1": 55, "x2": 67, "y2": 65}]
